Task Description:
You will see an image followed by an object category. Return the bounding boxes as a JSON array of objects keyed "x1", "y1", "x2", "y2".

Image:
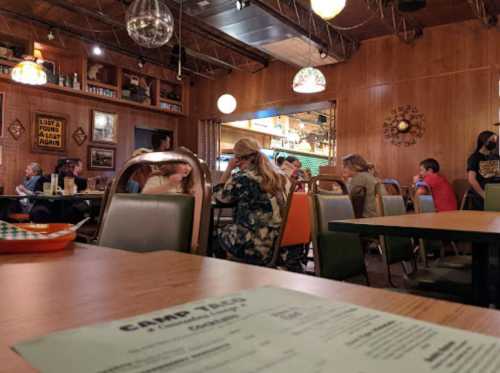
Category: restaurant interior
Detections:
[{"x1": 3, "y1": 0, "x2": 500, "y2": 372}]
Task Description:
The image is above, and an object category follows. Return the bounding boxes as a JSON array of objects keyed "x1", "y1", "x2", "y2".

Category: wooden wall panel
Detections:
[
  {"x1": 191, "y1": 19, "x2": 498, "y2": 186},
  {"x1": 0, "y1": 82, "x2": 178, "y2": 194}
]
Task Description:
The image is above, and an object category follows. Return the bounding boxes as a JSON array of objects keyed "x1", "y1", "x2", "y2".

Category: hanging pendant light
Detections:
[
  {"x1": 311, "y1": 0, "x2": 346, "y2": 20},
  {"x1": 11, "y1": 57, "x2": 47, "y2": 85},
  {"x1": 292, "y1": 66, "x2": 326, "y2": 94},
  {"x1": 126, "y1": 0, "x2": 174, "y2": 48},
  {"x1": 217, "y1": 94, "x2": 237, "y2": 114}
]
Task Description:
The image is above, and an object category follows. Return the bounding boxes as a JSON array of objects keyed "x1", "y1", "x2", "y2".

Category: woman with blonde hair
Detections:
[{"x1": 214, "y1": 138, "x2": 291, "y2": 266}]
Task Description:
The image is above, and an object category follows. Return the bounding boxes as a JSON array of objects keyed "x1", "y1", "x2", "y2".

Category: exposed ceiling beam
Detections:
[
  {"x1": 467, "y1": 0, "x2": 498, "y2": 27},
  {"x1": 364, "y1": 0, "x2": 423, "y2": 43},
  {"x1": 0, "y1": 7, "x2": 215, "y2": 79},
  {"x1": 251, "y1": 0, "x2": 359, "y2": 62},
  {"x1": 40, "y1": 0, "x2": 242, "y2": 72},
  {"x1": 162, "y1": 0, "x2": 270, "y2": 67}
]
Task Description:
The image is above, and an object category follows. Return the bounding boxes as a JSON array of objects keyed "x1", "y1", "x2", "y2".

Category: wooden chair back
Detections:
[{"x1": 310, "y1": 175, "x2": 348, "y2": 195}]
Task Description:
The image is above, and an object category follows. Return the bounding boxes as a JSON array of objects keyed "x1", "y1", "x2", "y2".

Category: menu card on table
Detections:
[{"x1": 13, "y1": 287, "x2": 500, "y2": 373}]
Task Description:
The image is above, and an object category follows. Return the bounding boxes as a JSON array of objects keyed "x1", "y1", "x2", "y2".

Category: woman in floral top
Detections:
[{"x1": 214, "y1": 138, "x2": 290, "y2": 266}]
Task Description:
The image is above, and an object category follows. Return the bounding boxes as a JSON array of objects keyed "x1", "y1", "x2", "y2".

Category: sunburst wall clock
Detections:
[{"x1": 383, "y1": 105, "x2": 425, "y2": 147}]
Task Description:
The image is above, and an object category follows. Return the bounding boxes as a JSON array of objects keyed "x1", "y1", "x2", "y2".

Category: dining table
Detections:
[
  {"x1": 329, "y1": 210, "x2": 500, "y2": 307},
  {"x1": 4, "y1": 243, "x2": 500, "y2": 372}
]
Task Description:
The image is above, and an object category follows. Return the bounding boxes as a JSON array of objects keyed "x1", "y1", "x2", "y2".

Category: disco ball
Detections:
[{"x1": 126, "y1": 0, "x2": 174, "y2": 49}]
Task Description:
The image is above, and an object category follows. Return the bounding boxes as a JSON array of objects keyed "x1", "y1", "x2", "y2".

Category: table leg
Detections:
[{"x1": 472, "y1": 242, "x2": 490, "y2": 307}]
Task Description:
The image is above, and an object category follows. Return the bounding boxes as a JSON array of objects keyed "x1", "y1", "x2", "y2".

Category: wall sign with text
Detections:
[{"x1": 32, "y1": 112, "x2": 67, "y2": 154}]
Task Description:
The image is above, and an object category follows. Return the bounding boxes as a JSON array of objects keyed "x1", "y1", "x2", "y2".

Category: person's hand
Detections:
[
  {"x1": 227, "y1": 158, "x2": 239, "y2": 171},
  {"x1": 413, "y1": 175, "x2": 421, "y2": 184}
]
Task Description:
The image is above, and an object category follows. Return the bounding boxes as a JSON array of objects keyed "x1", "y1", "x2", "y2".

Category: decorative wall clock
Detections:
[
  {"x1": 383, "y1": 105, "x2": 425, "y2": 147},
  {"x1": 8, "y1": 118, "x2": 25, "y2": 140}
]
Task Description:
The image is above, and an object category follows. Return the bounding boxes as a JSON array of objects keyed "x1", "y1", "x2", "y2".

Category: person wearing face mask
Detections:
[
  {"x1": 213, "y1": 138, "x2": 291, "y2": 266},
  {"x1": 466, "y1": 130, "x2": 500, "y2": 210}
]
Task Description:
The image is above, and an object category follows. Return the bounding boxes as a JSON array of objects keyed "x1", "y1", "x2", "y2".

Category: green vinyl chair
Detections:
[
  {"x1": 414, "y1": 194, "x2": 470, "y2": 270},
  {"x1": 485, "y1": 183, "x2": 500, "y2": 211},
  {"x1": 310, "y1": 193, "x2": 369, "y2": 285},
  {"x1": 98, "y1": 148, "x2": 212, "y2": 254},
  {"x1": 377, "y1": 194, "x2": 472, "y2": 302}
]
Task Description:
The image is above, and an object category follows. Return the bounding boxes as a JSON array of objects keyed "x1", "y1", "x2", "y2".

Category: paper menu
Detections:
[{"x1": 12, "y1": 287, "x2": 500, "y2": 373}]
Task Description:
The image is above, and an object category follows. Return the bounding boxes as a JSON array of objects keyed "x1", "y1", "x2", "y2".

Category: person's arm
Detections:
[
  {"x1": 219, "y1": 158, "x2": 238, "y2": 184},
  {"x1": 468, "y1": 170, "x2": 485, "y2": 199}
]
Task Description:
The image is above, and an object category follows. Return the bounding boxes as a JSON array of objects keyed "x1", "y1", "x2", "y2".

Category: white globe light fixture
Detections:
[
  {"x1": 126, "y1": 0, "x2": 175, "y2": 48},
  {"x1": 311, "y1": 0, "x2": 346, "y2": 20},
  {"x1": 11, "y1": 58, "x2": 47, "y2": 86},
  {"x1": 292, "y1": 66, "x2": 326, "y2": 94},
  {"x1": 217, "y1": 94, "x2": 237, "y2": 114}
]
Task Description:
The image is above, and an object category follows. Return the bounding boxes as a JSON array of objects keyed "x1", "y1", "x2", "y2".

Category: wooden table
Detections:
[
  {"x1": 4, "y1": 244, "x2": 500, "y2": 372},
  {"x1": 329, "y1": 210, "x2": 500, "y2": 306}
]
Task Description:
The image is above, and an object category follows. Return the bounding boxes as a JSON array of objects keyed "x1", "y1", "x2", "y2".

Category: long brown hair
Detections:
[{"x1": 233, "y1": 138, "x2": 287, "y2": 196}]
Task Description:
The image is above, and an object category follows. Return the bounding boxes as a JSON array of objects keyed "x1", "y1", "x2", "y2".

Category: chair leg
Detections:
[{"x1": 387, "y1": 263, "x2": 397, "y2": 287}]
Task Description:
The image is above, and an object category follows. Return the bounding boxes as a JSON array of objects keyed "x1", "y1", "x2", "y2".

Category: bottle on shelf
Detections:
[
  {"x1": 58, "y1": 74, "x2": 64, "y2": 87},
  {"x1": 73, "y1": 73, "x2": 80, "y2": 90}
]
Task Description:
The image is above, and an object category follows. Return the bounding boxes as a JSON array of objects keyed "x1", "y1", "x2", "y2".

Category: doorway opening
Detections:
[
  {"x1": 219, "y1": 102, "x2": 335, "y2": 176},
  {"x1": 134, "y1": 127, "x2": 174, "y2": 152}
]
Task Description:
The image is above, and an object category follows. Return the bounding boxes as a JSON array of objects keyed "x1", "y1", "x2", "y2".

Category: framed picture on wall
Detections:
[
  {"x1": 0, "y1": 92, "x2": 4, "y2": 137},
  {"x1": 88, "y1": 145, "x2": 115, "y2": 171},
  {"x1": 31, "y1": 111, "x2": 67, "y2": 154},
  {"x1": 91, "y1": 110, "x2": 118, "y2": 144}
]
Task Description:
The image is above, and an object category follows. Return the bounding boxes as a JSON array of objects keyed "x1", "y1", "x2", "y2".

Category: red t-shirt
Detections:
[{"x1": 423, "y1": 173, "x2": 457, "y2": 212}]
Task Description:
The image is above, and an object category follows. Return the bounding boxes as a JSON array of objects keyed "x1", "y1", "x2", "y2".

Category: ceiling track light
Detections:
[
  {"x1": 235, "y1": 0, "x2": 250, "y2": 11},
  {"x1": 319, "y1": 49, "x2": 328, "y2": 59}
]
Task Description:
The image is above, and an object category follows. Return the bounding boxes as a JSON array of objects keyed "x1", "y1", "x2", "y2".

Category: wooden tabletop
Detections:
[
  {"x1": 3, "y1": 244, "x2": 500, "y2": 372},
  {"x1": 329, "y1": 210, "x2": 500, "y2": 241}
]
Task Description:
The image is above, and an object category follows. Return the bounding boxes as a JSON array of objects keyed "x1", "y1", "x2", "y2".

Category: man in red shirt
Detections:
[{"x1": 415, "y1": 158, "x2": 457, "y2": 212}]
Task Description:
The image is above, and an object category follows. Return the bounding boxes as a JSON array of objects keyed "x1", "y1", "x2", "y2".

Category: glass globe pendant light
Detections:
[
  {"x1": 217, "y1": 94, "x2": 237, "y2": 114},
  {"x1": 311, "y1": 0, "x2": 346, "y2": 20},
  {"x1": 11, "y1": 57, "x2": 47, "y2": 85},
  {"x1": 126, "y1": 0, "x2": 174, "y2": 48},
  {"x1": 292, "y1": 66, "x2": 326, "y2": 94}
]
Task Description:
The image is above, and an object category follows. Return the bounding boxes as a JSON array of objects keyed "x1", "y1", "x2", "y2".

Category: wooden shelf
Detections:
[
  {"x1": 87, "y1": 80, "x2": 118, "y2": 90},
  {"x1": 160, "y1": 97, "x2": 182, "y2": 105},
  {"x1": 0, "y1": 73, "x2": 186, "y2": 116},
  {"x1": 0, "y1": 58, "x2": 17, "y2": 67}
]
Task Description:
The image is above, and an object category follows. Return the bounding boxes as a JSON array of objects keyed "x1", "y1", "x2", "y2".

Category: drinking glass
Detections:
[{"x1": 43, "y1": 182, "x2": 52, "y2": 196}]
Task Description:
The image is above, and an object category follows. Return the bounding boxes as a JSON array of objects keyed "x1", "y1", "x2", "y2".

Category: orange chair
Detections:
[{"x1": 280, "y1": 192, "x2": 311, "y2": 248}]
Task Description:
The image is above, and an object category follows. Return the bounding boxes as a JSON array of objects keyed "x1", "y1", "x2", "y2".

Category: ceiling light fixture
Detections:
[
  {"x1": 217, "y1": 94, "x2": 237, "y2": 114},
  {"x1": 126, "y1": 0, "x2": 175, "y2": 48},
  {"x1": 92, "y1": 45, "x2": 103, "y2": 56},
  {"x1": 311, "y1": 0, "x2": 346, "y2": 20},
  {"x1": 11, "y1": 57, "x2": 47, "y2": 85},
  {"x1": 292, "y1": 6, "x2": 326, "y2": 94},
  {"x1": 292, "y1": 67, "x2": 326, "y2": 94},
  {"x1": 235, "y1": 0, "x2": 250, "y2": 11},
  {"x1": 318, "y1": 49, "x2": 328, "y2": 59}
]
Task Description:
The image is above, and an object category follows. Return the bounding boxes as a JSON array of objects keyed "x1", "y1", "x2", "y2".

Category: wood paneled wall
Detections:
[
  {"x1": 0, "y1": 16, "x2": 184, "y2": 194},
  {"x1": 0, "y1": 82, "x2": 179, "y2": 193},
  {"x1": 190, "y1": 20, "x2": 499, "y2": 185}
]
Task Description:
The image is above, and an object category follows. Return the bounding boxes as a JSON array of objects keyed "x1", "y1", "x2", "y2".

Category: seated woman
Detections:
[
  {"x1": 214, "y1": 138, "x2": 290, "y2": 266},
  {"x1": 342, "y1": 154, "x2": 386, "y2": 218},
  {"x1": 142, "y1": 162, "x2": 192, "y2": 194}
]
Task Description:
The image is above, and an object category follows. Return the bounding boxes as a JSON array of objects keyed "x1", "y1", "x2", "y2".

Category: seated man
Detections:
[
  {"x1": 16, "y1": 162, "x2": 43, "y2": 195},
  {"x1": 414, "y1": 158, "x2": 457, "y2": 212}
]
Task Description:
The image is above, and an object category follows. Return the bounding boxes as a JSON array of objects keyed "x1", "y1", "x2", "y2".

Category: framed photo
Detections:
[
  {"x1": 32, "y1": 111, "x2": 67, "y2": 154},
  {"x1": 91, "y1": 110, "x2": 118, "y2": 144},
  {"x1": 88, "y1": 145, "x2": 115, "y2": 171},
  {"x1": 0, "y1": 92, "x2": 4, "y2": 137}
]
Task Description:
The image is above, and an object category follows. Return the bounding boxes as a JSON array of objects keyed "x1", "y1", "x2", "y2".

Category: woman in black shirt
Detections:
[{"x1": 466, "y1": 130, "x2": 500, "y2": 210}]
